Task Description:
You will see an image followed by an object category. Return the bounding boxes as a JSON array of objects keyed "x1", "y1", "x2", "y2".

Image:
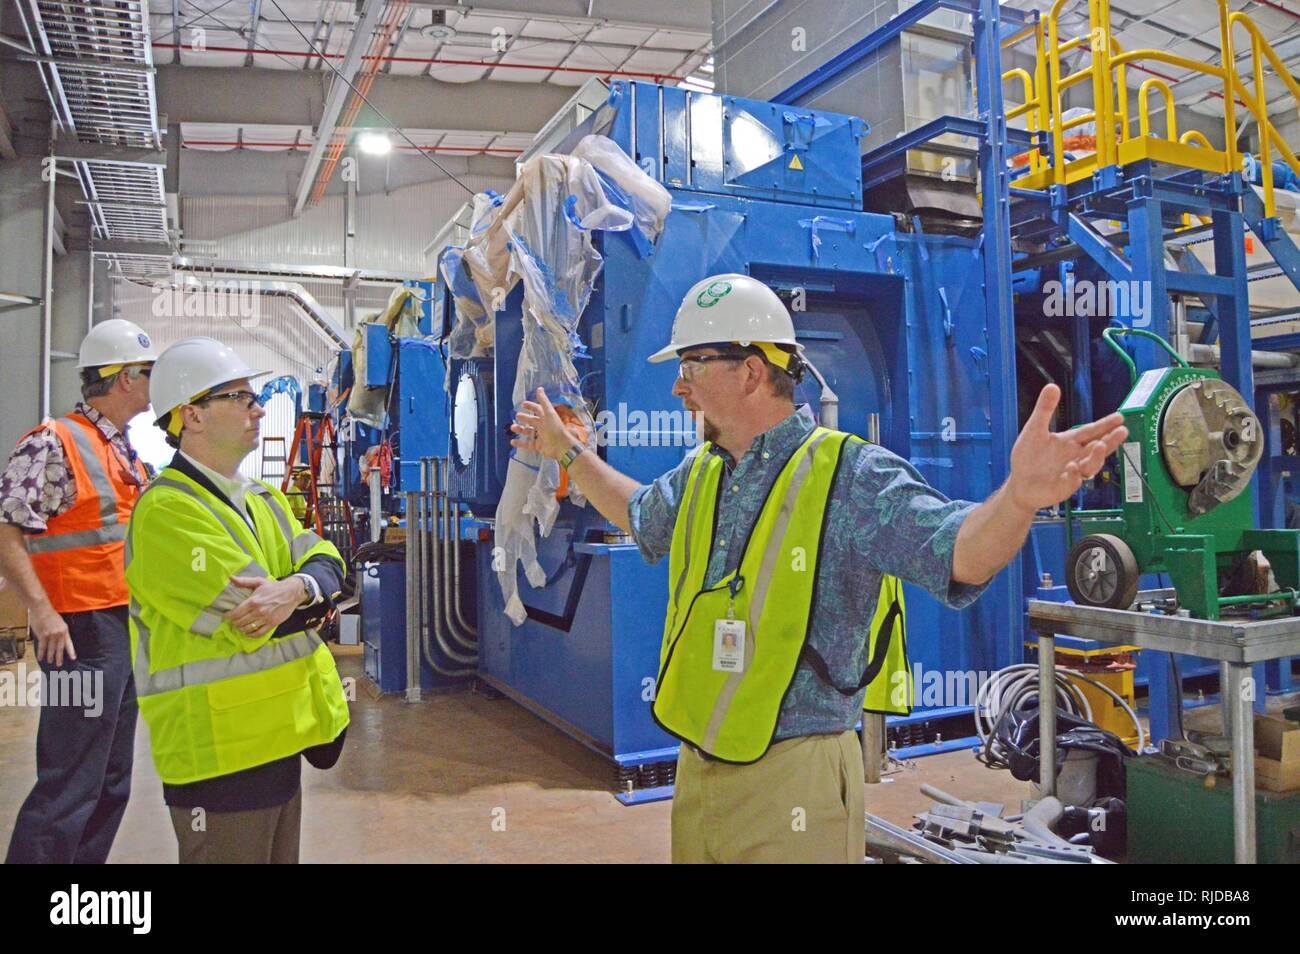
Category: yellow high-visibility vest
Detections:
[
  {"x1": 653, "y1": 427, "x2": 910, "y2": 763},
  {"x1": 125, "y1": 464, "x2": 350, "y2": 784}
]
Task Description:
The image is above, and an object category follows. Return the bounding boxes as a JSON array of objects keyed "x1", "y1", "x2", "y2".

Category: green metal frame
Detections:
[{"x1": 1070, "y1": 329, "x2": 1300, "y2": 619}]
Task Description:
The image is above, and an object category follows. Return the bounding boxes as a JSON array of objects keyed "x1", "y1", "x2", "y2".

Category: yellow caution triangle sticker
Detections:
[{"x1": 788, "y1": 152, "x2": 804, "y2": 171}]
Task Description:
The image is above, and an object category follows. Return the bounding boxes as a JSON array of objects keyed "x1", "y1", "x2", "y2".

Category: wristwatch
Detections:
[
  {"x1": 293, "y1": 573, "x2": 320, "y2": 607},
  {"x1": 558, "y1": 443, "x2": 586, "y2": 470}
]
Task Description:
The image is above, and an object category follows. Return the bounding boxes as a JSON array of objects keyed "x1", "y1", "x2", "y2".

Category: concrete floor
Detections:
[{"x1": 0, "y1": 644, "x2": 1042, "y2": 863}]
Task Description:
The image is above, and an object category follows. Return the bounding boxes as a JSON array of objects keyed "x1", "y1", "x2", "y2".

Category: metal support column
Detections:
[
  {"x1": 1225, "y1": 661, "x2": 1256, "y2": 864},
  {"x1": 1145, "y1": 650, "x2": 1181, "y2": 745},
  {"x1": 1069, "y1": 269, "x2": 1094, "y2": 425},
  {"x1": 1037, "y1": 633, "x2": 1056, "y2": 797},
  {"x1": 1125, "y1": 195, "x2": 1171, "y2": 372},
  {"x1": 975, "y1": 0, "x2": 1024, "y2": 667},
  {"x1": 40, "y1": 139, "x2": 56, "y2": 420}
]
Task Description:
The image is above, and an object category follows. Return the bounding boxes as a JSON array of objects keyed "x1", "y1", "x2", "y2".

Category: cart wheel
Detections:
[{"x1": 1066, "y1": 534, "x2": 1140, "y2": 609}]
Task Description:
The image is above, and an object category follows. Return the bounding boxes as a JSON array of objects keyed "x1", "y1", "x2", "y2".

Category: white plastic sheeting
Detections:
[{"x1": 442, "y1": 135, "x2": 671, "y2": 624}]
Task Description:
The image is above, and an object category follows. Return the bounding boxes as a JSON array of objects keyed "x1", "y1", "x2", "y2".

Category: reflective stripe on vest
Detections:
[
  {"x1": 653, "y1": 428, "x2": 845, "y2": 763},
  {"x1": 125, "y1": 478, "x2": 320, "y2": 698},
  {"x1": 248, "y1": 483, "x2": 326, "y2": 563},
  {"x1": 26, "y1": 523, "x2": 127, "y2": 553},
  {"x1": 697, "y1": 429, "x2": 828, "y2": 753},
  {"x1": 24, "y1": 417, "x2": 123, "y2": 553},
  {"x1": 124, "y1": 464, "x2": 348, "y2": 785},
  {"x1": 652, "y1": 427, "x2": 912, "y2": 762}
]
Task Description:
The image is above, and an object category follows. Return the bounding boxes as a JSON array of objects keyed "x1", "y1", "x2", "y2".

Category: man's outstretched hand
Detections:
[
  {"x1": 1006, "y1": 384, "x2": 1129, "y2": 513},
  {"x1": 509, "y1": 387, "x2": 585, "y2": 460}
]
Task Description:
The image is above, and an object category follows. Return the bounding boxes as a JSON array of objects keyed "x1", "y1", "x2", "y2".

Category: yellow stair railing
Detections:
[
  {"x1": 1009, "y1": 0, "x2": 1300, "y2": 222},
  {"x1": 1224, "y1": 8, "x2": 1300, "y2": 219}
]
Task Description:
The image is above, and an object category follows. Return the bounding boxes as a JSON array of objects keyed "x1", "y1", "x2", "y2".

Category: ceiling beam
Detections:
[
  {"x1": 52, "y1": 140, "x2": 167, "y2": 165},
  {"x1": 408, "y1": 1, "x2": 710, "y2": 33},
  {"x1": 156, "y1": 64, "x2": 576, "y2": 133},
  {"x1": 245, "y1": 0, "x2": 263, "y2": 68},
  {"x1": 291, "y1": 0, "x2": 387, "y2": 216},
  {"x1": 92, "y1": 240, "x2": 174, "y2": 256}
]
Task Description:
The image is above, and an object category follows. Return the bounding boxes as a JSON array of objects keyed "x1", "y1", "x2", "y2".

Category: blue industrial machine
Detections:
[
  {"x1": 427, "y1": 70, "x2": 1023, "y2": 798},
  {"x1": 339, "y1": 277, "x2": 482, "y2": 694},
  {"x1": 345, "y1": 0, "x2": 1300, "y2": 791}
]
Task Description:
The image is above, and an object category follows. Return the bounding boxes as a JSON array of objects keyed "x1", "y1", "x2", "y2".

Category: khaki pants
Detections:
[
  {"x1": 671, "y1": 729, "x2": 864, "y2": 864},
  {"x1": 168, "y1": 789, "x2": 302, "y2": 864}
]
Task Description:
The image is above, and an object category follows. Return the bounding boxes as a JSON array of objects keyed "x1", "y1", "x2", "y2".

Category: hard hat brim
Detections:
[{"x1": 646, "y1": 339, "x2": 804, "y2": 364}]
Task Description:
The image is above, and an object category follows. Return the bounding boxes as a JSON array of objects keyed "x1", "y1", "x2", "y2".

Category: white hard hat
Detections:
[
  {"x1": 150, "y1": 336, "x2": 269, "y2": 429},
  {"x1": 77, "y1": 318, "x2": 159, "y2": 369},
  {"x1": 648, "y1": 273, "x2": 802, "y2": 364}
]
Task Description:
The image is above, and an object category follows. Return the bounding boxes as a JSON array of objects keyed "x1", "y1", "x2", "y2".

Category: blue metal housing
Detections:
[
  {"x1": 394, "y1": 337, "x2": 451, "y2": 493},
  {"x1": 440, "y1": 78, "x2": 1020, "y2": 777},
  {"x1": 361, "y1": 560, "x2": 464, "y2": 692}
]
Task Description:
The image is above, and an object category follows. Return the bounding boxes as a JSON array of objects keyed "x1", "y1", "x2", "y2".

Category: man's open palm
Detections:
[{"x1": 1008, "y1": 384, "x2": 1129, "y2": 512}]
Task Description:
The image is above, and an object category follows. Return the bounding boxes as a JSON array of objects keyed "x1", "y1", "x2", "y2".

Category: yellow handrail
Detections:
[
  {"x1": 1047, "y1": 0, "x2": 1077, "y2": 184},
  {"x1": 1228, "y1": 73, "x2": 1300, "y2": 178},
  {"x1": 1219, "y1": 0, "x2": 1240, "y2": 178},
  {"x1": 1003, "y1": 65, "x2": 1044, "y2": 174},
  {"x1": 1004, "y1": 67, "x2": 1035, "y2": 119},
  {"x1": 1036, "y1": 0, "x2": 1300, "y2": 218},
  {"x1": 1226, "y1": 10, "x2": 1300, "y2": 219},
  {"x1": 1137, "y1": 79, "x2": 1176, "y2": 141},
  {"x1": 1045, "y1": 0, "x2": 1129, "y2": 183},
  {"x1": 1227, "y1": 11, "x2": 1300, "y2": 103},
  {"x1": 1112, "y1": 35, "x2": 1128, "y2": 146}
]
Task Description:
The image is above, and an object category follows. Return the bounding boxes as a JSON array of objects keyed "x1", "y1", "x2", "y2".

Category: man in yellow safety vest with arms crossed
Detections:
[{"x1": 127, "y1": 337, "x2": 350, "y2": 863}]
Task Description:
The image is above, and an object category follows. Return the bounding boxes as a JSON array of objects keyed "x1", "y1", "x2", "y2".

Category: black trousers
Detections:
[{"x1": 5, "y1": 606, "x2": 137, "y2": 864}]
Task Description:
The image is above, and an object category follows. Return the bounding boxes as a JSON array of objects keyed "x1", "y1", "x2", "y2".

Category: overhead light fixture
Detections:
[
  {"x1": 421, "y1": 8, "x2": 456, "y2": 41},
  {"x1": 358, "y1": 131, "x2": 392, "y2": 155}
]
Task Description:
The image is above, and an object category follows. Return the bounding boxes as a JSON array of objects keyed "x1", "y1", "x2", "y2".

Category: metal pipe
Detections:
[
  {"x1": 1220, "y1": 661, "x2": 1232, "y2": 737},
  {"x1": 290, "y1": 0, "x2": 386, "y2": 217},
  {"x1": 1038, "y1": 634, "x2": 1057, "y2": 798},
  {"x1": 1189, "y1": 342, "x2": 1299, "y2": 369},
  {"x1": 438, "y1": 457, "x2": 478, "y2": 651},
  {"x1": 421, "y1": 456, "x2": 476, "y2": 671},
  {"x1": 802, "y1": 356, "x2": 838, "y2": 429},
  {"x1": 148, "y1": 42, "x2": 690, "y2": 81},
  {"x1": 85, "y1": 248, "x2": 93, "y2": 333},
  {"x1": 41, "y1": 127, "x2": 56, "y2": 420},
  {"x1": 1218, "y1": 589, "x2": 1297, "y2": 606},
  {"x1": 403, "y1": 491, "x2": 421, "y2": 703},
  {"x1": 863, "y1": 812, "x2": 976, "y2": 864},
  {"x1": 1171, "y1": 297, "x2": 1191, "y2": 363},
  {"x1": 451, "y1": 495, "x2": 477, "y2": 637},
  {"x1": 1226, "y1": 662, "x2": 1257, "y2": 864},
  {"x1": 368, "y1": 467, "x2": 382, "y2": 543}
]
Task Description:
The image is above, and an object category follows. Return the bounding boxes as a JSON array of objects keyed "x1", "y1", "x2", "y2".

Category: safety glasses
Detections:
[
  {"x1": 677, "y1": 353, "x2": 746, "y2": 383},
  {"x1": 195, "y1": 389, "x2": 260, "y2": 411}
]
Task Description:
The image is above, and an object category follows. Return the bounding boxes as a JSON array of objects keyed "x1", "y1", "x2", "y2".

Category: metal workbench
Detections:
[{"x1": 1027, "y1": 591, "x2": 1300, "y2": 864}]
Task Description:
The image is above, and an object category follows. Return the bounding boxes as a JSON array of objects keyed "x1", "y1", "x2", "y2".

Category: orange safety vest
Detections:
[{"x1": 23, "y1": 412, "x2": 147, "y2": 613}]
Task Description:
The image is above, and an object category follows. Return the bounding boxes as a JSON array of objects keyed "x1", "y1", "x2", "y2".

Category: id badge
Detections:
[{"x1": 712, "y1": 618, "x2": 746, "y2": 673}]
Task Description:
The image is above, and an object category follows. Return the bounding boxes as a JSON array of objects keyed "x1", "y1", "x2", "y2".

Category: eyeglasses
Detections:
[
  {"x1": 677, "y1": 354, "x2": 745, "y2": 383},
  {"x1": 195, "y1": 389, "x2": 260, "y2": 411}
]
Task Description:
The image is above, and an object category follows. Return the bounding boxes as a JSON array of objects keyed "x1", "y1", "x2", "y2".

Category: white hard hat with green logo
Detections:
[{"x1": 648, "y1": 273, "x2": 802, "y2": 369}]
